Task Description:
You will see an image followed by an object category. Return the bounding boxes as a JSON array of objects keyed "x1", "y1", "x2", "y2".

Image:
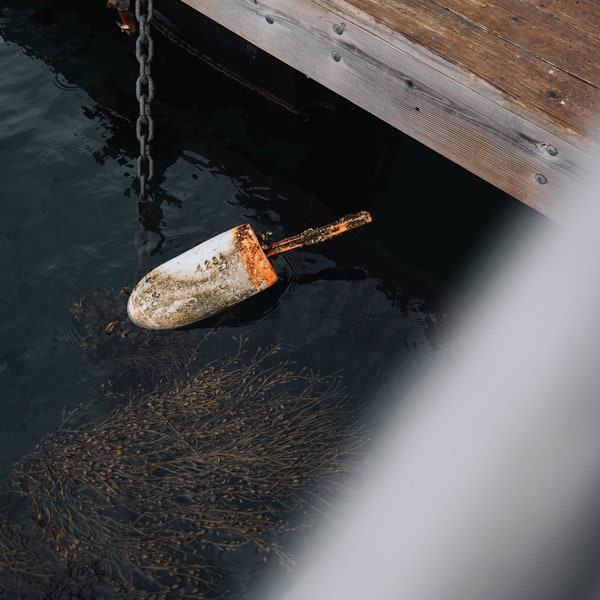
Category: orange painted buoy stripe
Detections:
[{"x1": 233, "y1": 224, "x2": 278, "y2": 291}]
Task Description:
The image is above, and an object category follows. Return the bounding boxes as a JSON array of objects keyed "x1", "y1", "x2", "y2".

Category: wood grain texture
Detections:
[
  {"x1": 333, "y1": 0, "x2": 599, "y2": 138},
  {"x1": 436, "y1": 0, "x2": 598, "y2": 84},
  {"x1": 177, "y1": 0, "x2": 600, "y2": 219},
  {"x1": 527, "y1": 0, "x2": 600, "y2": 38}
]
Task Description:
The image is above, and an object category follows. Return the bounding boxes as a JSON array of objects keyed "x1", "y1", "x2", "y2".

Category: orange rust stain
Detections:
[
  {"x1": 263, "y1": 210, "x2": 373, "y2": 257},
  {"x1": 234, "y1": 224, "x2": 278, "y2": 290}
]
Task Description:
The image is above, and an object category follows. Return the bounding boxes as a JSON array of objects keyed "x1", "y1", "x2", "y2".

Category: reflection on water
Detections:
[{"x1": 0, "y1": 0, "x2": 542, "y2": 595}]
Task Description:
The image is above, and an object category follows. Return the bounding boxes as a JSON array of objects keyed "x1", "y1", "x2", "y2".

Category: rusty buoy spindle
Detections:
[{"x1": 127, "y1": 211, "x2": 373, "y2": 329}]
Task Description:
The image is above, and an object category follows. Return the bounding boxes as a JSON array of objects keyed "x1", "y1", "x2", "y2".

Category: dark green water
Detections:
[{"x1": 0, "y1": 0, "x2": 543, "y2": 596}]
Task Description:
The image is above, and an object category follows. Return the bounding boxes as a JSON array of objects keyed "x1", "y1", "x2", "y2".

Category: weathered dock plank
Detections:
[{"x1": 178, "y1": 0, "x2": 600, "y2": 220}]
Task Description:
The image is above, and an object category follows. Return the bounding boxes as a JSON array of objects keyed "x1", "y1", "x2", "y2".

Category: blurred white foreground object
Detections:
[{"x1": 265, "y1": 157, "x2": 600, "y2": 600}]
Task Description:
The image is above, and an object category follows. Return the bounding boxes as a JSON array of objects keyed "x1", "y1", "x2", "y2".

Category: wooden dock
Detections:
[{"x1": 177, "y1": 0, "x2": 599, "y2": 221}]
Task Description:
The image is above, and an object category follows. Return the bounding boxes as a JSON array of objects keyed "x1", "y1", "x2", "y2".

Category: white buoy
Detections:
[{"x1": 127, "y1": 211, "x2": 372, "y2": 329}]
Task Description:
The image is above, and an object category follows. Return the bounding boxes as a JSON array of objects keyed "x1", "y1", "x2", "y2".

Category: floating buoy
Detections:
[{"x1": 127, "y1": 211, "x2": 373, "y2": 329}]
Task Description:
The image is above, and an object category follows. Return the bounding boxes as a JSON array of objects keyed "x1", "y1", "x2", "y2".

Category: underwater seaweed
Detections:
[
  {"x1": 1, "y1": 296, "x2": 367, "y2": 598},
  {"x1": 71, "y1": 287, "x2": 202, "y2": 394}
]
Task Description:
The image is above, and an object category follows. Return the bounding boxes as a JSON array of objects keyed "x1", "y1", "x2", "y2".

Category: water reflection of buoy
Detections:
[{"x1": 127, "y1": 211, "x2": 373, "y2": 329}]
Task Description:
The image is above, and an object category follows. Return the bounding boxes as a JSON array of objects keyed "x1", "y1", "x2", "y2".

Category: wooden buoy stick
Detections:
[{"x1": 263, "y1": 211, "x2": 373, "y2": 257}]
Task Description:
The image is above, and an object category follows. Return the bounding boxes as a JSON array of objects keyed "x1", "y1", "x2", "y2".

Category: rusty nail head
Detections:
[{"x1": 535, "y1": 173, "x2": 547, "y2": 184}]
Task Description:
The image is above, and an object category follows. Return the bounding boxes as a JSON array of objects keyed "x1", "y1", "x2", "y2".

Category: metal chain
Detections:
[{"x1": 135, "y1": 0, "x2": 154, "y2": 203}]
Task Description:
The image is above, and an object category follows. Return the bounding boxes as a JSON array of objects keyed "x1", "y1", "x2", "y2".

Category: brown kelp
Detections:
[
  {"x1": 0, "y1": 291, "x2": 367, "y2": 598},
  {"x1": 70, "y1": 287, "x2": 202, "y2": 393}
]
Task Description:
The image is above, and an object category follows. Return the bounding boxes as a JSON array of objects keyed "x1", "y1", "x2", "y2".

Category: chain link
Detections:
[{"x1": 135, "y1": 0, "x2": 154, "y2": 202}]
